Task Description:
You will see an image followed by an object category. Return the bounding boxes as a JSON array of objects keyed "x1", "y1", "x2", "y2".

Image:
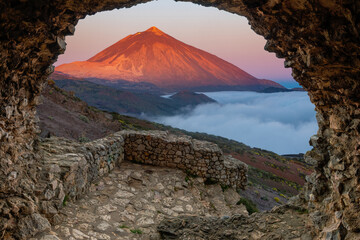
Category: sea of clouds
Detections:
[{"x1": 150, "y1": 91, "x2": 317, "y2": 155}]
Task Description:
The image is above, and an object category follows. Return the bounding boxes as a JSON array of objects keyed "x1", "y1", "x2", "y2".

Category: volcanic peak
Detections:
[
  {"x1": 56, "y1": 27, "x2": 284, "y2": 91},
  {"x1": 145, "y1": 26, "x2": 165, "y2": 35}
]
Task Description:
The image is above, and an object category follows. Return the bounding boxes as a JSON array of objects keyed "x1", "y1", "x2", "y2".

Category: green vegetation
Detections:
[
  {"x1": 220, "y1": 184, "x2": 230, "y2": 192},
  {"x1": 130, "y1": 229, "x2": 143, "y2": 234},
  {"x1": 119, "y1": 225, "x2": 129, "y2": 229},
  {"x1": 260, "y1": 196, "x2": 269, "y2": 201},
  {"x1": 295, "y1": 208, "x2": 309, "y2": 214},
  {"x1": 264, "y1": 161, "x2": 289, "y2": 171},
  {"x1": 184, "y1": 170, "x2": 198, "y2": 183},
  {"x1": 78, "y1": 115, "x2": 89, "y2": 123},
  {"x1": 78, "y1": 135, "x2": 90, "y2": 143},
  {"x1": 62, "y1": 195, "x2": 69, "y2": 206},
  {"x1": 274, "y1": 197, "x2": 280, "y2": 203},
  {"x1": 279, "y1": 193, "x2": 287, "y2": 199},
  {"x1": 237, "y1": 197, "x2": 259, "y2": 214},
  {"x1": 248, "y1": 166, "x2": 302, "y2": 194}
]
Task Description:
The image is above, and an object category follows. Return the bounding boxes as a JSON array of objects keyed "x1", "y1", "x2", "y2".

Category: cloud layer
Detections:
[{"x1": 151, "y1": 91, "x2": 317, "y2": 154}]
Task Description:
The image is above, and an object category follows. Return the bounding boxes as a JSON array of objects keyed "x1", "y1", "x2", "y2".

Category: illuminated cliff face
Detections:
[{"x1": 56, "y1": 27, "x2": 282, "y2": 89}]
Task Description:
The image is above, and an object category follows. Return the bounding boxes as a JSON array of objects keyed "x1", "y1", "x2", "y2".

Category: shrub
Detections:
[
  {"x1": 279, "y1": 193, "x2": 287, "y2": 199},
  {"x1": 260, "y1": 196, "x2": 269, "y2": 201},
  {"x1": 185, "y1": 176, "x2": 190, "y2": 182},
  {"x1": 237, "y1": 197, "x2": 259, "y2": 215},
  {"x1": 78, "y1": 115, "x2": 89, "y2": 123},
  {"x1": 274, "y1": 197, "x2": 280, "y2": 203},
  {"x1": 78, "y1": 135, "x2": 90, "y2": 143},
  {"x1": 296, "y1": 208, "x2": 309, "y2": 214},
  {"x1": 130, "y1": 229, "x2": 142, "y2": 234},
  {"x1": 47, "y1": 79, "x2": 55, "y2": 86}
]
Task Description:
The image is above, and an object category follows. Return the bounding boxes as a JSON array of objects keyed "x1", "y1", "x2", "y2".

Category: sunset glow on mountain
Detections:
[{"x1": 56, "y1": 27, "x2": 284, "y2": 90}]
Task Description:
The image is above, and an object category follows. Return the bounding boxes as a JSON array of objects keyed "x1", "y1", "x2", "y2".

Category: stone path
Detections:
[{"x1": 33, "y1": 161, "x2": 248, "y2": 240}]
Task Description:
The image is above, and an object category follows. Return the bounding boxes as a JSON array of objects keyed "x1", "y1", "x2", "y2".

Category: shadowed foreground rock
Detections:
[{"x1": 158, "y1": 206, "x2": 314, "y2": 240}]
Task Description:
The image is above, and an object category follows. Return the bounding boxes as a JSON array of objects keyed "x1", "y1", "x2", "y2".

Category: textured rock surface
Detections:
[
  {"x1": 124, "y1": 131, "x2": 247, "y2": 189},
  {"x1": 31, "y1": 161, "x2": 248, "y2": 240},
  {"x1": 0, "y1": 0, "x2": 359, "y2": 239},
  {"x1": 158, "y1": 205, "x2": 314, "y2": 240},
  {"x1": 37, "y1": 132, "x2": 124, "y2": 225},
  {"x1": 27, "y1": 130, "x2": 247, "y2": 239}
]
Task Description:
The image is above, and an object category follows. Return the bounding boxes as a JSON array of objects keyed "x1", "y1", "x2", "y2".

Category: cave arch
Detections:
[{"x1": 0, "y1": 0, "x2": 359, "y2": 239}]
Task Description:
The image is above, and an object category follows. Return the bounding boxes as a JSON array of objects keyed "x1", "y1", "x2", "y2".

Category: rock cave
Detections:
[{"x1": 0, "y1": 0, "x2": 359, "y2": 239}]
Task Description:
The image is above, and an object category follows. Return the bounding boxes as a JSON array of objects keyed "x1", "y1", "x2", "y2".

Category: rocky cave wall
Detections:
[{"x1": 0, "y1": 0, "x2": 359, "y2": 239}]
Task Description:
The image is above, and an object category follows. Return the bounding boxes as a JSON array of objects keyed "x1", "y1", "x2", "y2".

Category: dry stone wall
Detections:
[
  {"x1": 123, "y1": 131, "x2": 247, "y2": 189},
  {"x1": 30, "y1": 132, "x2": 125, "y2": 236},
  {"x1": 27, "y1": 130, "x2": 247, "y2": 239}
]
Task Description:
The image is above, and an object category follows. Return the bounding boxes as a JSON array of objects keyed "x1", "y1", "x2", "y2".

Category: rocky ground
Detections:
[
  {"x1": 32, "y1": 161, "x2": 313, "y2": 240},
  {"x1": 32, "y1": 161, "x2": 248, "y2": 240},
  {"x1": 157, "y1": 206, "x2": 314, "y2": 240}
]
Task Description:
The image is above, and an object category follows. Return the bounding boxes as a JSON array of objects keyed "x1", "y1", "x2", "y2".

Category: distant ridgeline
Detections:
[{"x1": 51, "y1": 74, "x2": 217, "y2": 116}]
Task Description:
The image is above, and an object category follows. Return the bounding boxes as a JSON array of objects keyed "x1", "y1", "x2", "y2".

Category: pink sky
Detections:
[{"x1": 55, "y1": 0, "x2": 298, "y2": 88}]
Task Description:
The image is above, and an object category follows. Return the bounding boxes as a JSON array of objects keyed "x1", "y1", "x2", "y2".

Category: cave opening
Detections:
[
  {"x1": 0, "y1": 0, "x2": 359, "y2": 239},
  {"x1": 43, "y1": 0, "x2": 316, "y2": 205}
]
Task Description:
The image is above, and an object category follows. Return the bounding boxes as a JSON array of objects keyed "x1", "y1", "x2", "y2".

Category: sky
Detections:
[
  {"x1": 151, "y1": 91, "x2": 317, "y2": 155},
  {"x1": 55, "y1": 0, "x2": 299, "y2": 88}
]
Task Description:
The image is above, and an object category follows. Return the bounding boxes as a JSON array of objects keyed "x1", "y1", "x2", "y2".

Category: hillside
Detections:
[
  {"x1": 37, "y1": 81, "x2": 312, "y2": 210},
  {"x1": 169, "y1": 90, "x2": 216, "y2": 106},
  {"x1": 55, "y1": 27, "x2": 284, "y2": 91},
  {"x1": 51, "y1": 73, "x2": 217, "y2": 116}
]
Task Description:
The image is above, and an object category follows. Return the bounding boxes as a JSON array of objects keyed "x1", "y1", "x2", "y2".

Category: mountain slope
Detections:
[
  {"x1": 56, "y1": 27, "x2": 284, "y2": 91},
  {"x1": 51, "y1": 73, "x2": 217, "y2": 116},
  {"x1": 169, "y1": 91, "x2": 216, "y2": 106}
]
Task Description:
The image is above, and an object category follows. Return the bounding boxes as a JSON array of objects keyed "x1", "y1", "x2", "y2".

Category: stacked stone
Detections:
[
  {"x1": 122, "y1": 130, "x2": 247, "y2": 189},
  {"x1": 34, "y1": 130, "x2": 247, "y2": 237},
  {"x1": 83, "y1": 132, "x2": 124, "y2": 182},
  {"x1": 37, "y1": 133, "x2": 125, "y2": 223}
]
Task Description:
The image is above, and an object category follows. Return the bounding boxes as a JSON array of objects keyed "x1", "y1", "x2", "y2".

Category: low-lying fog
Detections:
[{"x1": 150, "y1": 91, "x2": 317, "y2": 155}]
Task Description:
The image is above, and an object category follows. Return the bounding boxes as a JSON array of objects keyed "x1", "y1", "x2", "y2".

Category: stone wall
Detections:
[
  {"x1": 27, "y1": 130, "x2": 246, "y2": 238},
  {"x1": 123, "y1": 131, "x2": 247, "y2": 189},
  {"x1": 25, "y1": 132, "x2": 125, "y2": 237}
]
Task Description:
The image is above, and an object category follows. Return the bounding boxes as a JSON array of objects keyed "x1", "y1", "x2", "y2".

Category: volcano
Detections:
[{"x1": 56, "y1": 27, "x2": 284, "y2": 91}]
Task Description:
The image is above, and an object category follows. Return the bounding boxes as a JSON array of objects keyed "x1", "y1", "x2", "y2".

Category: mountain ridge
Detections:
[
  {"x1": 56, "y1": 27, "x2": 284, "y2": 91},
  {"x1": 50, "y1": 72, "x2": 218, "y2": 116}
]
